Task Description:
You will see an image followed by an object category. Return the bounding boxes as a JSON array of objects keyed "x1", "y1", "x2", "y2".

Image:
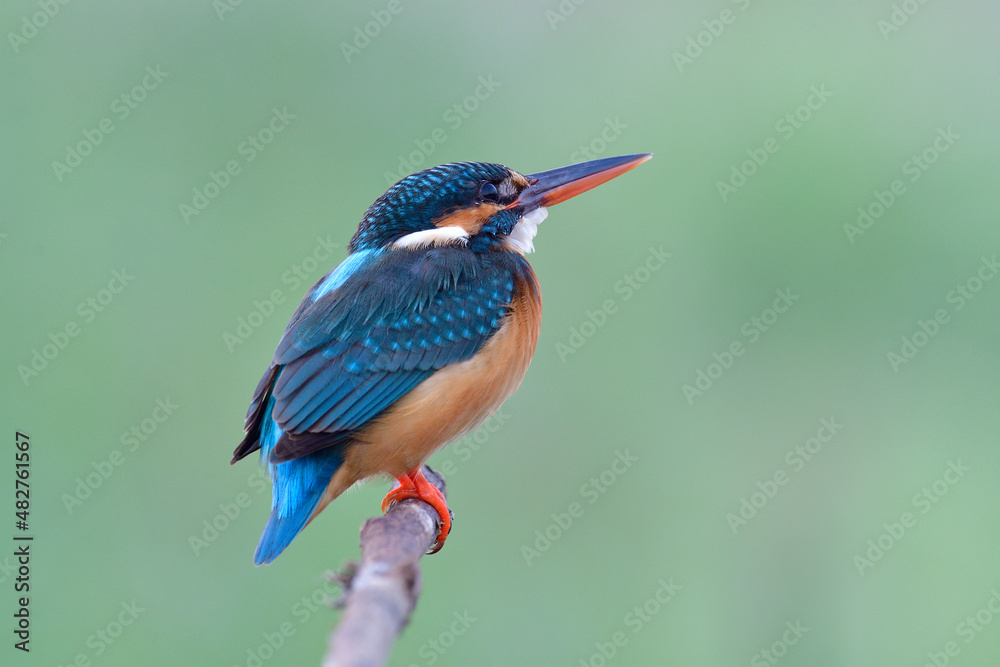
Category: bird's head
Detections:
[{"x1": 349, "y1": 154, "x2": 652, "y2": 255}]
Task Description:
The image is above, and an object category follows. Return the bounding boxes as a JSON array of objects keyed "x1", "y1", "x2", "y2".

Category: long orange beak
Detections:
[{"x1": 508, "y1": 153, "x2": 652, "y2": 211}]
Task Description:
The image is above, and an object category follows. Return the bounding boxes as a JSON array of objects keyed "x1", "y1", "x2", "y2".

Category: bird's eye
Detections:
[{"x1": 479, "y1": 181, "x2": 499, "y2": 202}]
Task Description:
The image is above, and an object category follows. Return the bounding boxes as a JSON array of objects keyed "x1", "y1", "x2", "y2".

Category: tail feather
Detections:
[
  {"x1": 242, "y1": 368, "x2": 347, "y2": 565},
  {"x1": 254, "y1": 447, "x2": 344, "y2": 565}
]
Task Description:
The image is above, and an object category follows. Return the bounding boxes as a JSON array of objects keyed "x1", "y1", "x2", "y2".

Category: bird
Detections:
[{"x1": 231, "y1": 153, "x2": 652, "y2": 564}]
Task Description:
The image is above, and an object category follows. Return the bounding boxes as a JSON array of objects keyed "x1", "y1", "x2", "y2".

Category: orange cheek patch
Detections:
[{"x1": 433, "y1": 204, "x2": 501, "y2": 235}]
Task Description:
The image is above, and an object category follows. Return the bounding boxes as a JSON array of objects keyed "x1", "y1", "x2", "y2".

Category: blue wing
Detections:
[{"x1": 235, "y1": 245, "x2": 519, "y2": 464}]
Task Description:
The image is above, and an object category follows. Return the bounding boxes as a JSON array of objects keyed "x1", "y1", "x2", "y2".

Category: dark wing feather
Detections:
[
  {"x1": 262, "y1": 246, "x2": 518, "y2": 463},
  {"x1": 232, "y1": 365, "x2": 280, "y2": 463}
]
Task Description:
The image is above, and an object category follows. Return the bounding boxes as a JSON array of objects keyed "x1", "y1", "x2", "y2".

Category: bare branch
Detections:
[{"x1": 323, "y1": 466, "x2": 447, "y2": 667}]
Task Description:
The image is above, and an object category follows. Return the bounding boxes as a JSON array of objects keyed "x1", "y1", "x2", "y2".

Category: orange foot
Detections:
[{"x1": 381, "y1": 468, "x2": 452, "y2": 554}]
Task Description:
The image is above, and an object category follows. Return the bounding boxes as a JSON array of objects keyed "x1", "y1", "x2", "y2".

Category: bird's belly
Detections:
[{"x1": 345, "y1": 273, "x2": 541, "y2": 479}]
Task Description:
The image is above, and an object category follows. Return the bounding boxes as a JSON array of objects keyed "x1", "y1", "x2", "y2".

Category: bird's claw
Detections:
[{"x1": 382, "y1": 469, "x2": 452, "y2": 555}]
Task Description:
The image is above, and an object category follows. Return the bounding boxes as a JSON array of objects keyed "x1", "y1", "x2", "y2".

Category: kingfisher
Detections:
[{"x1": 232, "y1": 153, "x2": 651, "y2": 564}]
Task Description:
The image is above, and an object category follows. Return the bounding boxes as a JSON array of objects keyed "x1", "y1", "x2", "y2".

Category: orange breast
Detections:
[{"x1": 313, "y1": 266, "x2": 542, "y2": 515}]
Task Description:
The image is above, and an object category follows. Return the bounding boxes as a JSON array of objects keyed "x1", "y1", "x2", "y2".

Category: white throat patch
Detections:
[
  {"x1": 507, "y1": 206, "x2": 548, "y2": 254},
  {"x1": 392, "y1": 226, "x2": 470, "y2": 250}
]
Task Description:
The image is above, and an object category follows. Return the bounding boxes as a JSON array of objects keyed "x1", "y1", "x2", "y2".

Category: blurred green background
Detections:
[{"x1": 3, "y1": 1, "x2": 1000, "y2": 665}]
